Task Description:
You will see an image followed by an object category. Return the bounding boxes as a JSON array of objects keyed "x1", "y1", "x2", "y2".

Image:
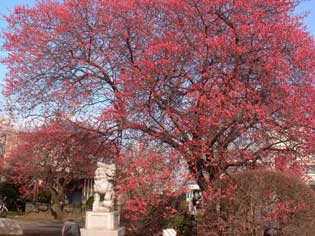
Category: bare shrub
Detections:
[{"x1": 198, "y1": 170, "x2": 315, "y2": 236}]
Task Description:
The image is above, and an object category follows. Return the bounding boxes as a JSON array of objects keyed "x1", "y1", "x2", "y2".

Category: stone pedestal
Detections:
[{"x1": 81, "y1": 211, "x2": 125, "y2": 236}]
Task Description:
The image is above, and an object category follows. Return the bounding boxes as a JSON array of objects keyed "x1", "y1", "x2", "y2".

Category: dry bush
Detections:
[{"x1": 198, "y1": 170, "x2": 315, "y2": 236}]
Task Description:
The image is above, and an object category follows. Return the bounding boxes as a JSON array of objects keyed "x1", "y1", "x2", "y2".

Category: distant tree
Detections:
[{"x1": 4, "y1": 119, "x2": 109, "y2": 219}]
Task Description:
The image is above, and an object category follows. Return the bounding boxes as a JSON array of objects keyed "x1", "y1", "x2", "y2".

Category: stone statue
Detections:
[
  {"x1": 81, "y1": 161, "x2": 125, "y2": 236},
  {"x1": 92, "y1": 162, "x2": 116, "y2": 212}
]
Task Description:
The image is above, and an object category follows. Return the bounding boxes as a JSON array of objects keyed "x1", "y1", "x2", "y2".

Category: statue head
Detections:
[{"x1": 95, "y1": 162, "x2": 116, "y2": 180}]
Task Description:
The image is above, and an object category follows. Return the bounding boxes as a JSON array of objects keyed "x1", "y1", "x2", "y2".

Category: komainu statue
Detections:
[{"x1": 92, "y1": 162, "x2": 116, "y2": 212}]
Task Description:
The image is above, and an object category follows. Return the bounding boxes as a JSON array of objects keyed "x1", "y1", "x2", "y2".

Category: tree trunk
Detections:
[
  {"x1": 51, "y1": 201, "x2": 63, "y2": 220},
  {"x1": 49, "y1": 187, "x2": 64, "y2": 220}
]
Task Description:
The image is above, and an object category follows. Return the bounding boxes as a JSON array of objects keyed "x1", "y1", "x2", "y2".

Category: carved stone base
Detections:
[{"x1": 80, "y1": 211, "x2": 125, "y2": 236}]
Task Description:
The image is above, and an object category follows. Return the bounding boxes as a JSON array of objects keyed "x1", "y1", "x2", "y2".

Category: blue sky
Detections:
[
  {"x1": 0, "y1": 0, "x2": 37, "y2": 94},
  {"x1": 295, "y1": 0, "x2": 315, "y2": 34},
  {"x1": 0, "y1": 0, "x2": 314, "y2": 101}
]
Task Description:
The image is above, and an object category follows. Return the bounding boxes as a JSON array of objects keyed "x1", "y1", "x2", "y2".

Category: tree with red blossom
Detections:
[
  {"x1": 4, "y1": 119, "x2": 109, "y2": 219},
  {"x1": 2, "y1": 0, "x2": 315, "y2": 226}
]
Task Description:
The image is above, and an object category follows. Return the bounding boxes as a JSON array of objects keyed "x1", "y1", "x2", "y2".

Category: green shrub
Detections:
[
  {"x1": 0, "y1": 182, "x2": 21, "y2": 211},
  {"x1": 165, "y1": 213, "x2": 194, "y2": 236},
  {"x1": 37, "y1": 190, "x2": 51, "y2": 204},
  {"x1": 86, "y1": 196, "x2": 94, "y2": 210}
]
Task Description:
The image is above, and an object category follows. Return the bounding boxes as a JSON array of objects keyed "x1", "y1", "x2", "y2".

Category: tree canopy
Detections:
[{"x1": 2, "y1": 0, "x2": 315, "y2": 191}]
